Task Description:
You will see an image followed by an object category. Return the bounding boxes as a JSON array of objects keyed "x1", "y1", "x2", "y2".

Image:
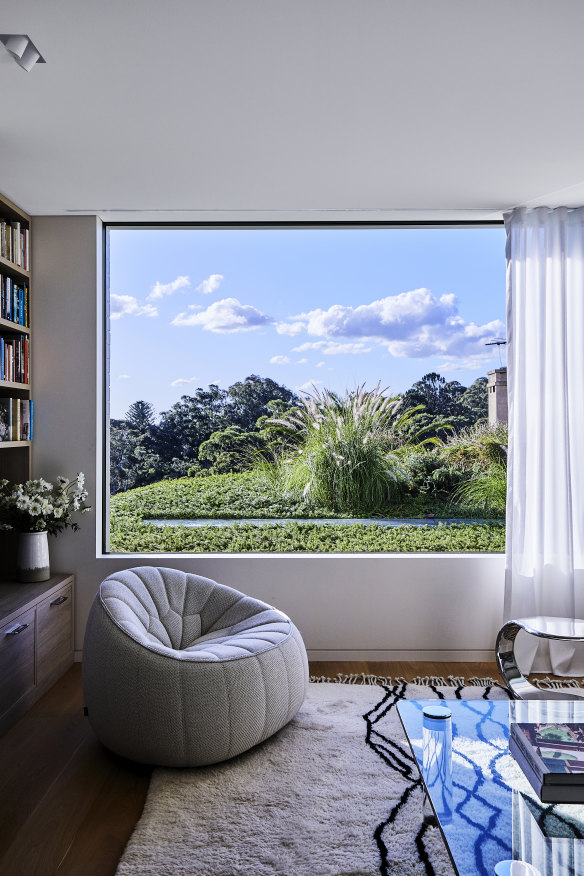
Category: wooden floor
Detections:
[{"x1": 0, "y1": 660, "x2": 500, "y2": 876}]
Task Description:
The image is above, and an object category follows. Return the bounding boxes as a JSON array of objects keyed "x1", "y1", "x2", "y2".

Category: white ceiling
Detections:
[{"x1": 2, "y1": 0, "x2": 584, "y2": 220}]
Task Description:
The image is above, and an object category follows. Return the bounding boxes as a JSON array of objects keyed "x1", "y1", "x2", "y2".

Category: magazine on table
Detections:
[{"x1": 510, "y1": 721, "x2": 584, "y2": 802}]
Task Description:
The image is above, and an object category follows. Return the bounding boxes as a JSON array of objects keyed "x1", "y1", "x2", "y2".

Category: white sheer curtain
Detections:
[{"x1": 504, "y1": 206, "x2": 584, "y2": 674}]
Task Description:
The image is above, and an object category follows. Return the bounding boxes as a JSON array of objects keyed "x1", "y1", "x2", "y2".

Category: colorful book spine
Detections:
[
  {"x1": 0, "y1": 397, "x2": 10, "y2": 441},
  {"x1": 0, "y1": 334, "x2": 29, "y2": 383},
  {"x1": 1, "y1": 275, "x2": 29, "y2": 327},
  {"x1": 0, "y1": 222, "x2": 29, "y2": 270},
  {"x1": 0, "y1": 398, "x2": 32, "y2": 441}
]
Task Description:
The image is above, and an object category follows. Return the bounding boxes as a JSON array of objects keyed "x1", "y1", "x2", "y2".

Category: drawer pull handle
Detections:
[
  {"x1": 50, "y1": 596, "x2": 68, "y2": 606},
  {"x1": 5, "y1": 623, "x2": 29, "y2": 637}
]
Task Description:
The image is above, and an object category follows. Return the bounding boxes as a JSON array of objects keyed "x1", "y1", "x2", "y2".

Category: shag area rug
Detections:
[{"x1": 115, "y1": 676, "x2": 509, "y2": 876}]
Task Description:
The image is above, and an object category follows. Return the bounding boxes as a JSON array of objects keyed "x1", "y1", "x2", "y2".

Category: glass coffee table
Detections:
[{"x1": 397, "y1": 699, "x2": 584, "y2": 876}]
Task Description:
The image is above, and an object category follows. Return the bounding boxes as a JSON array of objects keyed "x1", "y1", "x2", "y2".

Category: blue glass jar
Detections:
[{"x1": 422, "y1": 705, "x2": 453, "y2": 823}]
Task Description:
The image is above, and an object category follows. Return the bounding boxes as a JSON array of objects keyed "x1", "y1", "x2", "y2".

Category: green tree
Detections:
[
  {"x1": 460, "y1": 377, "x2": 488, "y2": 423},
  {"x1": 110, "y1": 401, "x2": 162, "y2": 493},
  {"x1": 401, "y1": 372, "x2": 489, "y2": 439},
  {"x1": 402, "y1": 373, "x2": 465, "y2": 417},
  {"x1": 109, "y1": 419, "x2": 162, "y2": 493},
  {"x1": 154, "y1": 385, "x2": 229, "y2": 476},
  {"x1": 125, "y1": 400, "x2": 156, "y2": 431},
  {"x1": 198, "y1": 425, "x2": 263, "y2": 473},
  {"x1": 226, "y1": 375, "x2": 298, "y2": 430}
]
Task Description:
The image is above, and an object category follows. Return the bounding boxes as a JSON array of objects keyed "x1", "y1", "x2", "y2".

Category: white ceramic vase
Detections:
[{"x1": 17, "y1": 530, "x2": 50, "y2": 582}]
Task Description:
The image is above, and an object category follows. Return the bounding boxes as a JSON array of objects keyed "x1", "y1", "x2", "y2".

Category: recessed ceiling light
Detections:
[{"x1": 0, "y1": 34, "x2": 45, "y2": 71}]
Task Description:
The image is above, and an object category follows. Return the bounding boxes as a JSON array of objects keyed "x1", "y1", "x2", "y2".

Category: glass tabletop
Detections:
[{"x1": 397, "y1": 700, "x2": 584, "y2": 876}]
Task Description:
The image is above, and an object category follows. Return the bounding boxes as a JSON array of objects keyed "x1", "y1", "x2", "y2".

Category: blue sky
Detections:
[{"x1": 108, "y1": 226, "x2": 506, "y2": 421}]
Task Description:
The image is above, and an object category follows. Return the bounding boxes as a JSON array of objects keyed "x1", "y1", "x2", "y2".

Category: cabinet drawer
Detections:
[
  {"x1": 37, "y1": 584, "x2": 73, "y2": 688},
  {"x1": 0, "y1": 607, "x2": 35, "y2": 718}
]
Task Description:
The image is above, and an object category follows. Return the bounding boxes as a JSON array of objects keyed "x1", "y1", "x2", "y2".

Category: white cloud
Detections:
[
  {"x1": 438, "y1": 352, "x2": 505, "y2": 372},
  {"x1": 285, "y1": 289, "x2": 505, "y2": 362},
  {"x1": 171, "y1": 297, "x2": 271, "y2": 333},
  {"x1": 383, "y1": 318, "x2": 506, "y2": 359},
  {"x1": 196, "y1": 274, "x2": 224, "y2": 295},
  {"x1": 180, "y1": 304, "x2": 203, "y2": 313},
  {"x1": 293, "y1": 289, "x2": 457, "y2": 340},
  {"x1": 316, "y1": 361, "x2": 325, "y2": 367},
  {"x1": 293, "y1": 340, "x2": 372, "y2": 355},
  {"x1": 110, "y1": 294, "x2": 158, "y2": 320},
  {"x1": 170, "y1": 376, "x2": 198, "y2": 387},
  {"x1": 117, "y1": 373, "x2": 131, "y2": 380},
  {"x1": 269, "y1": 355, "x2": 291, "y2": 365},
  {"x1": 147, "y1": 275, "x2": 190, "y2": 300},
  {"x1": 296, "y1": 357, "x2": 308, "y2": 364},
  {"x1": 276, "y1": 321, "x2": 306, "y2": 336}
]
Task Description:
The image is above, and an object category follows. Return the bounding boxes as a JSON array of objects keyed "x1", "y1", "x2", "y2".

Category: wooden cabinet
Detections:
[
  {"x1": 0, "y1": 607, "x2": 35, "y2": 719},
  {"x1": 0, "y1": 574, "x2": 74, "y2": 735},
  {"x1": 36, "y1": 580, "x2": 74, "y2": 689}
]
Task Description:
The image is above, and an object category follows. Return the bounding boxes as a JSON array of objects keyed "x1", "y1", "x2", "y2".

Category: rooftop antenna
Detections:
[{"x1": 485, "y1": 338, "x2": 507, "y2": 367}]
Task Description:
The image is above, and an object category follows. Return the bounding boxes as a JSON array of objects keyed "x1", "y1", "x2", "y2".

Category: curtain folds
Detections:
[{"x1": 504, "y1": 206, "x2": 584, "y2": 674}]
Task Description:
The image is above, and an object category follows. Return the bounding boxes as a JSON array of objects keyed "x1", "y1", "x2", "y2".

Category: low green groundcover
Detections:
[{"x1": 110, "y1": 518, "x2": 504, "y2": 553}]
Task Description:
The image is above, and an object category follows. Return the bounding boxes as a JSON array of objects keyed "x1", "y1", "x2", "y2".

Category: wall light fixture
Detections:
[{"x1": 0, "y1": 34, "x2": 45, "y2": 71}]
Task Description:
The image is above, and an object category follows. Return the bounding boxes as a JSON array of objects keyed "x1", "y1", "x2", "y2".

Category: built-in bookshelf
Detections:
[{"x1": 0, "y1": 192, "x2": 32, "y2": 485}]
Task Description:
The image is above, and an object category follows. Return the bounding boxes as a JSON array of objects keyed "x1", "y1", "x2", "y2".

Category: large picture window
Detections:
[{"x1": 105, "y1": 224, "x2": 506, "y2": 554}]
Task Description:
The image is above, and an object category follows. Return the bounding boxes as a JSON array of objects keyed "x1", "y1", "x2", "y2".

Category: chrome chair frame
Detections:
[{"x1": 496, "y1": 616, "x2": 584, "y2": 700}]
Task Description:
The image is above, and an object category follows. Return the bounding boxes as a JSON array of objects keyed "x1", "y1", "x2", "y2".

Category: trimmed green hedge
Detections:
[
  {"x1": 111, "y1": 471, "x2": 338, "y2": 520},
  {"x1": 110, "y1": 470, "x2": 495, "y2": 521}
]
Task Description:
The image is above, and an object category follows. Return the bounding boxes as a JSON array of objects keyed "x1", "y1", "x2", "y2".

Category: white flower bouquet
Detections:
[{"x1": 0, "y1": 474, "x2": 90, "y2": 534}]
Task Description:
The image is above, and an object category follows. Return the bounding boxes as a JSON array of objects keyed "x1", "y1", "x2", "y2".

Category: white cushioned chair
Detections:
[{"x1": 82, "y1": 566, "x2": 308, "y2": 766}]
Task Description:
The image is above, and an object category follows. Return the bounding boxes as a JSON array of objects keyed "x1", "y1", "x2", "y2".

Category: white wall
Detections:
[{"x1": 31, "y1": 216, "x2": 506, "y2": 663}]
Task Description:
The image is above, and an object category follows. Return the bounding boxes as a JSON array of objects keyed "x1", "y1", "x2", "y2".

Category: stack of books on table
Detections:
[{"x1": 510, "y1": 720, "x2": 584, "y2": 803}]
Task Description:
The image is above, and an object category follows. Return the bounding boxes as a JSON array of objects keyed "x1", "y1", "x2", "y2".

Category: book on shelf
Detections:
[
  {"x1": 0, "y1": 334, "x2": 29, "y2": 383},
  {"x1": 20, "y1": 398, "x2": 32, "y2": 441},
  {"x1": 1, "y1": 274, "x2": 29, "y2": 327},
  {"x1": 510, "y1": 720, "x2": 584, "y2": 803},
  {"x1": 0, "y1": 398, "x2": 33, "y2": 442},
  {"x1": 0, "y1": 398, "x2": 9, "y2": 441},
  {"x1": 0, "y1": 220, "x2": 29, "y2": 270},
  {"x1": 11, "y1": 398, "x2": 20, "y2": 442}
]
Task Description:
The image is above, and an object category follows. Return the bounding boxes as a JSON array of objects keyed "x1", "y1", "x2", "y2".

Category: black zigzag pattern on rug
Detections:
[
  {"x1": 364, "y1": 682, "x2": 451, "y2": 876},
  {"x1": 363, "y1": 681, "x2": 511, "y2": 876}
]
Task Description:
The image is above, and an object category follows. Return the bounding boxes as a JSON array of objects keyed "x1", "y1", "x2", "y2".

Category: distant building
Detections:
[{"x1": 487, "y1": 367, "x2": 507, "y2": 426}]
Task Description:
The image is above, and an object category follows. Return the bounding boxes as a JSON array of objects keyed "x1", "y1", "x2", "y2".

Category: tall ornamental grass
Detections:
[
  {"x1": 440, "y1": 422, "x2": 508, "y2": 515},
  {"x1": 268, "y1": 383, "x2": 415, "y2": 513}
]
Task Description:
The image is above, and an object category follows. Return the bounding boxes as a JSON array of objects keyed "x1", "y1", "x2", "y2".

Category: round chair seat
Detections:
[{"x1": 82, "y1": 566, "x2": 309, "y2": 766}]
